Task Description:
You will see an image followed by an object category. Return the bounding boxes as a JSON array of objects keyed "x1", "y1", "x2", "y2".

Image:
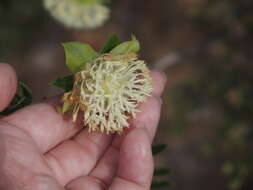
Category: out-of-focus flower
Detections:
[{"x1": 44, "y1": 0, "x2": 110, "y2": 29}]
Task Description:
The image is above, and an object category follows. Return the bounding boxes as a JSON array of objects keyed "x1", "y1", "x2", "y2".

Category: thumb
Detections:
[
  {"x1": 0, "y1": 63, "x2": 17, "y2": 112},
  {"x1": 109, "y1": 127, "x2": 154, "y2": 190}
]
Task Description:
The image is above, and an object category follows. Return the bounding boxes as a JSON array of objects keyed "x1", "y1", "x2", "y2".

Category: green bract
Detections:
[
  {"x1": 110, "y1": 35, "x2": 140, "y2": 54},
  {"x1": 50, "y1": 75, "x2": 74, "y2": 92},
  {"x1": 63, "y1": 42, "x2": 98, "y2": 73},
  {"x1": 52, "y1": 34, "x2": 141, "y2": 91},
  {"x1": 152, "y1": 144, "x2": 168, "y2": 155},
  {"x1": 100, "y1": 34, "x2": 120, "y2": 54}
]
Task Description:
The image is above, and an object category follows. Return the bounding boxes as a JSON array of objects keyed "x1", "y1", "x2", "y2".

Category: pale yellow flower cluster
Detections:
[
  {"x1": 44, "y1": 0, "x2": 110, "y2": 29},
  {"x1": 64, "y1": 53, "x2": 152, "y2": 134}
]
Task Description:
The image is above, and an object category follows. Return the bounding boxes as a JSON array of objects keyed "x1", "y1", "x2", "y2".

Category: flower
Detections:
[
  {"x1": 63, "y1": 53, "x2": 152, "y2": 133},
  {"x1": 44, "y1": 0, "x2": 110, "y2": 29}
]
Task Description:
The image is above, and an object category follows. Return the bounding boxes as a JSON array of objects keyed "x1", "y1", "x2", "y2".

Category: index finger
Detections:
[{"x1": 109, "y1": 128, "x2": 153, "y2": 190}]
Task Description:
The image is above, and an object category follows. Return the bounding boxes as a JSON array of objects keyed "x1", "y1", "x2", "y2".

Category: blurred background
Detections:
[{"x1": 1, "y1": 0, "x2": 253, "y2": 189}]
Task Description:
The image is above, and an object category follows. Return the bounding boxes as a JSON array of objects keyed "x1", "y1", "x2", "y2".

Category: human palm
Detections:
[{"x1": 0, "y1": 63, "x2": 166, "y2": 190}]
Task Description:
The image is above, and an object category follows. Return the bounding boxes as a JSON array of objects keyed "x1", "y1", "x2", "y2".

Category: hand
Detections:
[{"x1": 0, "y1": 63, "x2": 166, "y2": 190}]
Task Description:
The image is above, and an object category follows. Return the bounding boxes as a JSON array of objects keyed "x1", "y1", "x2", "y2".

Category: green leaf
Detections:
[
  {"x1": 154, "y1": 168, "x2": 171, "y2": 176},
  {"x1": 0, "y1": 82, "x2": 32, "y2": 115},
  {"x1": 151, "y1": 180, "x2": 171, "y2": 189},
  {"x1": 100, "y1": 34, "x2": 121, "y2": 53},
  {"x1": 51, "y1": 75, "x2": 74, "y2": 92},
  {"x1": 110, "y1": 35, "x2": 140, "y2": 54},
  {"x1": 63, "y1": 42, "x2": 98, "y2": 73},
  {"x1": 152, "y1": 144, "x2": 168, "y2": 156}
]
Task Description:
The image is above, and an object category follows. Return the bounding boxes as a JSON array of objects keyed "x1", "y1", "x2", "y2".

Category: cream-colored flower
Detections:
[
  {"x1": 63, "y1": 53, "x2": 152, "y2": 134},
  {"x1": 44, "y1": 0, "x2": 110, "y2": 29}
]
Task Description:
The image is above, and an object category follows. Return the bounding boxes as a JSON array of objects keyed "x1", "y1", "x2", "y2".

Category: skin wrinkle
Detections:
[
  {"x1": 2, "y1": 103, "x2": 82, "y2": 153},
  {"x1": 21, "y1": 174, "x2": 64, "y2": 190},
  {"x1": 0, "y1": 122, "x2": 13, "y2": 189},
  {"x1": 46, "y1": 140, "x2": 94, "y2": 185},
  {"x1": 45, "y1": 151, "x2": 67, "y2": 184},
  {"x1": 92, "y1": 175, "x2": 109, "y2": 190},
  {"x1": 45, "y1": 132, "x2": 112, "y2": 186},
  {"x1": 74, "y1": 130, "x2": 114, "y2": 154},
  {"x1": 109, "y1": 177, "x2": 143, "y2": 190},
  {"x1": 116, "y1": 176, "x2": 146, "y2": 189},
  {"x1": 66, "y1": 176, "x2": 107, "y2": 190},
  {"x1": 90, "y1": 143, "x2": 120, "y2": 188},
  {"x1": 74, "y1": 135, "x2": 112, "y2": 174},
  {"x1": 0, "y1": 123, "x2": 54, "y2": 190},
  {"x1": 84, "y1": 133, "x2": 120, "y2": 188}
]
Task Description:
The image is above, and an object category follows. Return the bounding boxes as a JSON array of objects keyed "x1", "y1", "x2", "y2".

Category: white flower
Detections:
[
  {"x1": 44, "y1": 0, "x2": 110, "y2": 29},
  {"x1": 64, "y1": 53, "x2": 152, "y2": 133}
]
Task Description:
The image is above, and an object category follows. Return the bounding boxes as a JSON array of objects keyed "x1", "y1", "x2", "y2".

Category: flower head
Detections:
[
  {"x1": 63, "y1": 53, "x2": 152, "y2": 133},
  {"x1": 44, "y1": 0, "x2": 110, "y2": 29}
]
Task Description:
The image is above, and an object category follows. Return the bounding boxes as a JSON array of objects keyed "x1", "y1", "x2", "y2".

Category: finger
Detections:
[
  {"x1": 131, "y1": 96, "x2": 162, "y2": 141},
  {"x1": 45, "y1": 128, "x2": 113, "y2": 186},
  {"x1": 86, "y1": 96, "x2": 161, "y2": 188},
  {"x1": 109, "y1": 128, "x2": 153, "y2": 190},
  {"x1": 21, "y1": 175, "x2": 65, "y2": 190},
  {"x1": 66, "y1": 176, "x2": 106, "y2": 190},
  {"x1": 2, "y1": 102, "x2": 82, "y2": 153},
  {"x1": 0, "y1": 63, "x2": 17, "y2": 112},
  {"x1": 150, "y1": 70, "x2": 167, "y2": 97},
  {"x1": 65, "y1": 128, "x2": 153, "y2": 190},
  {"x1": 88, "y1": 138, "x2": 120, "y2": 188}
]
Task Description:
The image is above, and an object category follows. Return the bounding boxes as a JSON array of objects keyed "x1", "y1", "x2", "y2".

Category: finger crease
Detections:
[
  {"x1": 117, "y1": 175, "x2": 147, "y2": 189},
  {"x1": 46, "y1": 152, "x2": 67, "y2": 178},
  {"x1": 91, "y1": 175, "x2": 109, "y2": 190}
]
